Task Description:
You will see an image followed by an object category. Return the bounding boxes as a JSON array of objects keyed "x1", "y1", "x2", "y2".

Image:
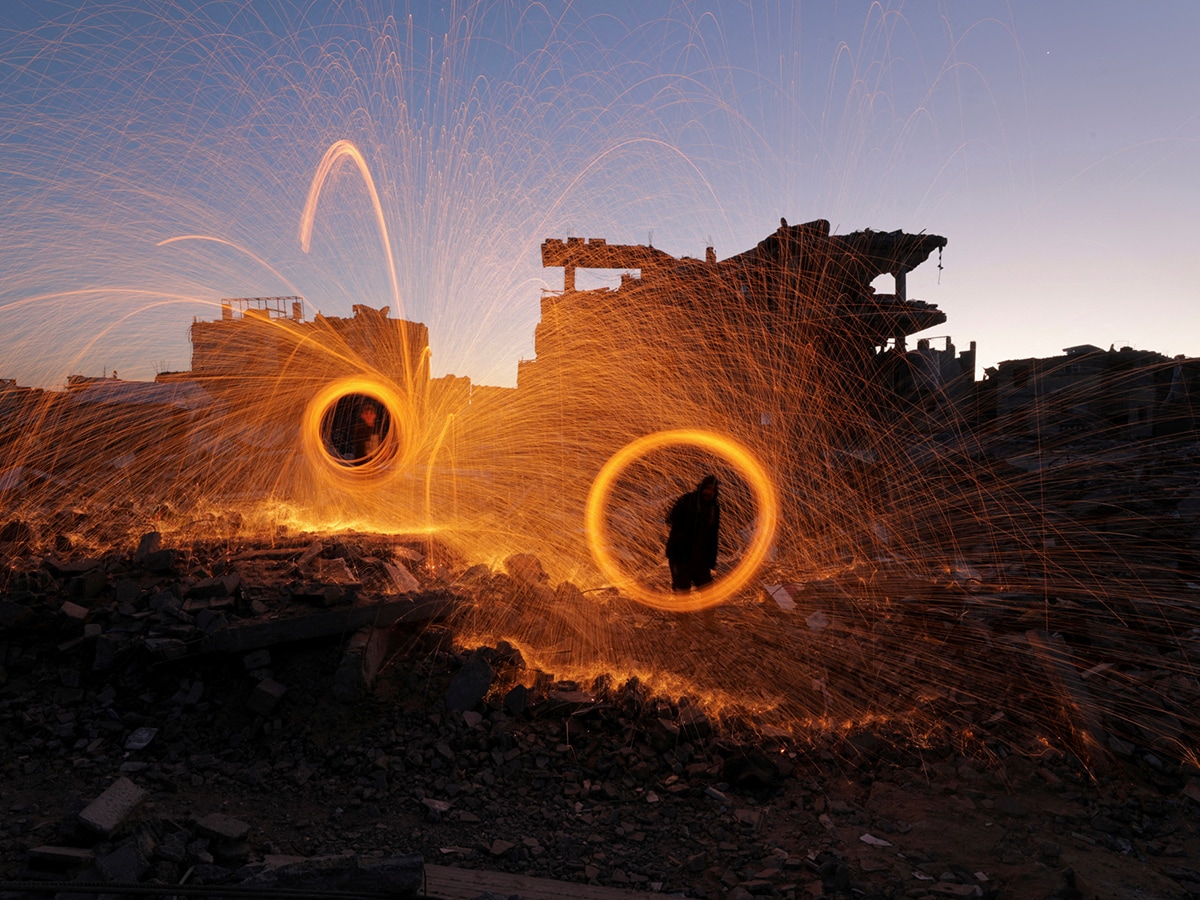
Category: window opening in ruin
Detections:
[
  {"x1": 575, "y1": 268, "x2": 633, "y2": 292},
  {"x1": 870, "y1": 273, "x2": 895, "y2": 297}
]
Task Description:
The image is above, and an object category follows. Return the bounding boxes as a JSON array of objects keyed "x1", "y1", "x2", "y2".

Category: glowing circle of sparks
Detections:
[
  {"x1": 301, "y1": 377, "x2": 414, "y2": 488},
  {"x1": 585, "y1": 429, "x2": 778, "y2": 611}
]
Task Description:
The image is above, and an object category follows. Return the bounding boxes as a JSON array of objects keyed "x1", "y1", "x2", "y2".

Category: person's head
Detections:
[
  {"x1": 698, "y1": 474, "x2": 718, "y2": 502},
  {"x1": 360, "y1": 404, "x2": 378, "y2": 427}
]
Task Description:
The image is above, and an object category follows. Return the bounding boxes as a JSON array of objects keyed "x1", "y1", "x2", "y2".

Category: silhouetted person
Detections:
[
  {"x1": 351, "y1": 403, "x2": 381, "y2": 464},
  {"x1": 666, "y1": 475, "x2": 720, "y2": 592}
]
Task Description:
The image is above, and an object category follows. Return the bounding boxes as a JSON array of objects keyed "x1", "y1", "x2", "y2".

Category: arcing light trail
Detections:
[{"x1": 299, "y1": 140, "x2": 413, "y2": 398}]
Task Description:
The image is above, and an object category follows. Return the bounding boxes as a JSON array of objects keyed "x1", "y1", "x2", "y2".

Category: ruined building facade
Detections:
[
  {"x1": 980, "y1": 345, "x2": 1197, "y2": 441},
  {"x1": 518, "y1": 219, "x2": 954, "y2": 450},
  {"x1": 185, "y1": 297, "x2": 430, "y2": 392}
]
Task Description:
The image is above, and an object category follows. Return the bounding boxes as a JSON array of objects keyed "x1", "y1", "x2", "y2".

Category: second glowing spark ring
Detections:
[{"x1": 585, "y1": 429, "x2": 778, "y2": 611}]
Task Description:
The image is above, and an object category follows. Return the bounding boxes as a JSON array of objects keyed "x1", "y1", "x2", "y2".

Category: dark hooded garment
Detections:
[{"x1": 665, "y1": 475, "x2": 720, "y2": 591}]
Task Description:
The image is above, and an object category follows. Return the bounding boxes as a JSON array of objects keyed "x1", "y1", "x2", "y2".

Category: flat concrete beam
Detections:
[{"x1": 206, "y1": 592, "x2": 456, "y2": 654}]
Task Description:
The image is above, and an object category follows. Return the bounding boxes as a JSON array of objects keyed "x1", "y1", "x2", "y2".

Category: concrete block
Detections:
[
  {"x1": 242, "y1": 649, "x2": 272, "y2": 670},
  {"x1": 247, "y1": 678, "x2": 286, "y2": 716},
  {"x1": 78, "y1": 776, "x2": 147, "y2": 837},
  {"x1": 195, "y1": 812, "x2": 251, "y2": 842},
  {"x1": 60, "y1": 600, "x2": 89, "y2": 620}
]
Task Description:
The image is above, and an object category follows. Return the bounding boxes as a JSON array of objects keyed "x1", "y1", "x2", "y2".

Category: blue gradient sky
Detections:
[{"x1": 1, "y1": 1, "x2": 1196, "y2": 388}]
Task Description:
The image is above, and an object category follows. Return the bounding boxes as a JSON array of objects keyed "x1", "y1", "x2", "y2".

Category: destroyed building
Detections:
[
  {"x1": 152, "y1": 297, "x2": 444, "y2": 493},
  {"x1": 979, "y1": 344, "x2": 1197, "y2": 441},
  {"x1": 524, "y1": 218, "x2": 952, "y2": 406},
  {"x1": 180, "y1": 297, "x2": 430, "y2": 392},
  {"x1": 509, "y1": 218, "x2": 955, "y2": 484},
  {"x1": 8, "y1": 217, "x2": 1195, "y2": 544},
  {"x1": 456, "y1": 219, "x2": 959, "y2": 568}
]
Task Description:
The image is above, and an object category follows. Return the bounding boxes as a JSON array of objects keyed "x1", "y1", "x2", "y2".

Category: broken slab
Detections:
[
  {"x1": 205, "y1": 592, "x2": 456, "y2": 654},
  {"x1": 295, "y1": 538, "x2": 326, "y2": 568},
  {"x1": 187, "y1": 573, "x2": 241, "y2": 599},
  {"x1": 27, "y1": 845, "x2": 95, "y2": 869},
  {"x1": 383, "y1": 559, "x2": 420, "y2": 593},
  {"x1": 42, "y1": 556, "x2": 102, "y2": 577},
  {"x1": 240, "y1": 852, "x2": 422, "y2": 896},
  {"x1": 78, "y1": 776, "x2": 147, "y2": 837},
  {"x1": 313, "y1": 556, "x2": 359, "y2": 585},
  {"x1": 764, "y1": 584, "x2": 797, "y2": 611},
  {"x1": 195, "y1": 812, "x2": 251, "y2": 842},
  {"x1": 331, "y1": 620, "x2": 411, "y2": 702}
]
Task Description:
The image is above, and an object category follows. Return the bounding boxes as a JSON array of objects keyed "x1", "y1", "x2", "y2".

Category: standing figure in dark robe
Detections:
[
  {"x1": 665, "y1": 475, "x2": 720, "y2": 592},
  {"x1": 351, "y1": 403, "x2": 382, "y2": 464}
]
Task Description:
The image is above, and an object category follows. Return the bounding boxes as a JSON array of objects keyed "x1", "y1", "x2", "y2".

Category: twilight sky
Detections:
[{"x1": 1, "y1": 1, "x2": 1196, "y2": 389}]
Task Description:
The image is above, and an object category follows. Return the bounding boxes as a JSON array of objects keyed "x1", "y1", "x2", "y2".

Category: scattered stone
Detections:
[
  {"x1": 59, "y1": 599, "x2": 89, "y2": 620},
  {"x1": 133, "y1": 531, "x2": 162, "y2": 564},
  {"x1": 504, "y1": 553, "x2": 548, "y2": 585},
  {"x1": 489, "y1": 840, "x2": 516, "y2": 857},
  {"x1": 0, "y1": 525, "x2": 1198, "y2": 899},
  {"x1": 124, "y1": 726, "x2": 158, "y2": 750}
]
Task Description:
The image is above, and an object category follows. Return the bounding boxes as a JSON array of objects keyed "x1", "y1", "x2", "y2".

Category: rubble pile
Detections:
[{"x1": 1, "y1": 515, "x2": 1200, "y2": 898}]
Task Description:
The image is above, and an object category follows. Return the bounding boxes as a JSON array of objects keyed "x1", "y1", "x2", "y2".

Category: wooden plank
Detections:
[{"x1": 424, "y1": 864, "x2": 654, "y2": 900}]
